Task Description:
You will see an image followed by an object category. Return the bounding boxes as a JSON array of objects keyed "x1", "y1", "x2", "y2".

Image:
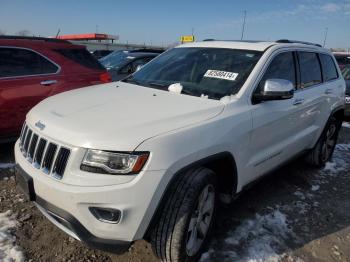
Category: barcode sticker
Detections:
[{"x1": 204, "y1": 70, "x2": 238, "y2": 81}]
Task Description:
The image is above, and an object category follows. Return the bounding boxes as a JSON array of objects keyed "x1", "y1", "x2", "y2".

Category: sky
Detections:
[{"x1": 1, "y1": 0, "x2": 350, "y2": 48}]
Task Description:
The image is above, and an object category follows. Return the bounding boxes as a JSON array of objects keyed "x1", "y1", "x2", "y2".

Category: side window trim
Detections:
[
  {"x1": 0, "y1": 46, "x2": 61, "y2": 79},
  {"x1": 319, "y1": 53, "x2": 339, "y2": 83},
  {"x1": 293, "y1": 51, "x2": 301, "y2": 90},
  {"x1": 316, "y1": 53, "x2": 325, "y2": 83},
  {"x1": 296, "y1": 51, "x2": 323, "y2": 90}
]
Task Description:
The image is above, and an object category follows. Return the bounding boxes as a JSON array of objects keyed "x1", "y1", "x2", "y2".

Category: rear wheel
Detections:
[
  {"x1": 151, "y1": 167, "x2": 217, "y2": 262},
  {"x1": 305, "y1": 116, "x2": 341, "y2": 167}
]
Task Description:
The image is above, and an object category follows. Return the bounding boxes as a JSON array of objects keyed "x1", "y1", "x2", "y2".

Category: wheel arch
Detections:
[
  {"x1": 143, "y1": 151, "x2": 238, "y2": 239},
  {"x1": 331, "y1": 106, "x2": 344, "y2": 123}
]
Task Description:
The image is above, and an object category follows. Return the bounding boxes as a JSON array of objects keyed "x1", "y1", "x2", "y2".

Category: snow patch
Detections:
[
  {"x1": 0, "y1": 211, "x2": 24, "y2": 262},
  {"x1": 311, "y1": 185, "x2": 320, "y2": 191},
  {"x1": 342, "y1": 122, "x2": 350, "y2": 129},
  {"x1": 321, "y1": 144, "x2": 350, "y2": 176},
  {"x1": 0, "y1": 163, "x2": 15, "y2": 169},
  {"x1": 201, "y1": 210, "x2": 296, "y2": 262},
  {"x1": 294, "y1": 191, "x2": 306, "y2": 200}
]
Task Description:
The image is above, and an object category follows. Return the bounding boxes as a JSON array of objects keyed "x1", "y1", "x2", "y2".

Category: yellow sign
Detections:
[{"x1": 180, "y1": 35, "x2": 195, "y2": 43}]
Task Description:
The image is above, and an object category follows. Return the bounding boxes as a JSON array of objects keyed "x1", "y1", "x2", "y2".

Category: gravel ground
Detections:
[{"x1": 0, "y1": 125, "x2": 349, "y2": 262}]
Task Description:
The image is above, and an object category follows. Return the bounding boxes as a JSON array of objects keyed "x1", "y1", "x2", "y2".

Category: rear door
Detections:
[
  {"x1": 319, "y1": 53, "x2": 343, "y2": 119},
  {"x1": 53, "y1": 48, "x2": 107, "y2": 87},
  {"x1": 0, "y1": 47, "x2": 61, "y2": 137},
  {"x1": 294, "y1": 51, "x2": 329, "y2": 147}
]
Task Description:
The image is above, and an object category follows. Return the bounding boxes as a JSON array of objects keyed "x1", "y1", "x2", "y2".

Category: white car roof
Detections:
[
  {"x1": 176, "y1": 40, "x2": 327, "y2": 52},
  {"x1": 177, "y1": 41, "x2": 274, "y2": 51}
]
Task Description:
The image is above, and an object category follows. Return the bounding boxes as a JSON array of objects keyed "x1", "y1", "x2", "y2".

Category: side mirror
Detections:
[{"x1": 253, "y1": 79, "x2": 294, "y2": 103}]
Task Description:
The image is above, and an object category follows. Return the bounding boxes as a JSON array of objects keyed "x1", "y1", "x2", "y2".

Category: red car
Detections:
[{"x1": 0, "y1": 36, "x2": 111, "y2": 142}]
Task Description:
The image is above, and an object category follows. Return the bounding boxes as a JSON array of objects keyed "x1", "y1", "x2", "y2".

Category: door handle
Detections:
[
  {"x1": 325, "y1": 88, "x2": 333, "y2": 94},
  {"x1": 293, "y1": 98, "x2": 305, "y2": 106},
  {"x1": 40, "y1": 80, "x2": 58, "y2": 86}
]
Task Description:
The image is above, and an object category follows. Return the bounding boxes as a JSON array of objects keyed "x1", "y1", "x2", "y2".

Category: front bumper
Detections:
[
  {"x1": 15, "y1": 163, "x2": 130, "y2": 253},
  {"x1": 36, "y1": 195, "x2": 130, "y2": 253},
  {"x1": 14, "y1": 140, "x2": 166, "y2": 250}
]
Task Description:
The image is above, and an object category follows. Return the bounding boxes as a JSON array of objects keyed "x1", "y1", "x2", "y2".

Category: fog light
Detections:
[{"x1": 89, "y1": 207, "x2": 121, "y2": 224}]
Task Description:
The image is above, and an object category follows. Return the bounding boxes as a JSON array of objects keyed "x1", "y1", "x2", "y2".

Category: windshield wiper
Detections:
[
  {"x1": 122, "y1": 77, "x2": 142, "y2": 86},
  {"x1": 180, "y1": 88, "x2": 198, "y2": 97},
  {"x1": 145, "y1": 81, "x2": 169, "y2": 90}
]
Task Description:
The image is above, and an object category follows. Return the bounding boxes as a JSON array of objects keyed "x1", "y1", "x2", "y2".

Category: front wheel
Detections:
[
  {"x1": 151, "y1": 167, "x2": 217, "y2": 262},
  {"x1": 305, "y1": 116, "x2": 341, "y2": 167}
]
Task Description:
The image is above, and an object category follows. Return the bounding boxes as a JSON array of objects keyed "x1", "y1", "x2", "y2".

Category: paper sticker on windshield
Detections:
[{"x1": 204, "y1": 70, "x2": 238, "y2": 81}]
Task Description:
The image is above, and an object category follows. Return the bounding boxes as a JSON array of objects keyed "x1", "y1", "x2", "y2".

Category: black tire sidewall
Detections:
[
  {"x1": 172, "y1": 169, "x2": 217, "y2": 262},
  {"x1": 315, "y1": 116, "x2": 341, "y2": 165}
]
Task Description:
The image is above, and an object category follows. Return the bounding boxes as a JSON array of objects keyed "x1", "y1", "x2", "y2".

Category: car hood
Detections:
[{"x1": 27, "y1": 82, "x2": 225, "y2": 151}]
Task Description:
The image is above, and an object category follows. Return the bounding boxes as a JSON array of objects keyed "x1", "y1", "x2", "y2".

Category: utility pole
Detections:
[
  {"x1": 241, "y1": 10, "x2": 247, "y2": 40},
  {"x1": 96, "y1": 25, "x2": 99, "y2": 33},
  {"x1": 323, "y1": 27, "x2": 328, "y2": 47},
  {"x1": 55, "y1": 29, "x2": 60, "y2": 38}
]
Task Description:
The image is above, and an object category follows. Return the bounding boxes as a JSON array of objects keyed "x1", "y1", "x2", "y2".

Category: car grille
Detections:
[{"x1": 19, "y1": 123, "x2": 71, "y2": 180}]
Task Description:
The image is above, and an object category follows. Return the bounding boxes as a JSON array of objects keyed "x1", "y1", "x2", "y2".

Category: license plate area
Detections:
[{"x1": 15, "y1": 165, "x2": 36, "y2": 201}]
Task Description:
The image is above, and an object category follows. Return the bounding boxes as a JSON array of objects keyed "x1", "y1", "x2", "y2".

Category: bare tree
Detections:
[{"x1": 16, "y1": 30, "x2": 31, "y2": 36}]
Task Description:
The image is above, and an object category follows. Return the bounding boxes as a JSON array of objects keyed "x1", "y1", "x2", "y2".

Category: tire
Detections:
[
  {"x1": 305, "y1": 116, "x2": 342, "y2": 167},
  {"x1": 151, "y1": 167, "x2": 217, "y2": 262}
]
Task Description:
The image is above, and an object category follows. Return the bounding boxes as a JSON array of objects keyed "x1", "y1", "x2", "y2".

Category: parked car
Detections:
[
  {"x1": 15, "y1": 40, "x2": 345, "y2": 261},
  {"x1": 99, "y1": 50, "x2": 160, "y2": 81},
  {"x1": 334, "y1": 52, "x2": 350, "y2": 70},
  {"x1": 341, "y1": 66, "x2": 350, "y2": 117},
  {"x1": 91, "y1": 49, "x2": 113, "y2": 59},
  {"x1": 0, "y1": 36, "x2": 111, "y2": 142}
]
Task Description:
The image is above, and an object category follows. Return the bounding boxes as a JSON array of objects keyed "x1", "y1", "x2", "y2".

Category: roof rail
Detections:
[
  {"x1": 202, "y1": 39, "x2": 271, "y2": 44},
  {"x1": 276, "y1": 39, "x2": 322, "y2": 47},
  {"x1": 0, "y1": 35, "x2": 70, "y2": 44}
]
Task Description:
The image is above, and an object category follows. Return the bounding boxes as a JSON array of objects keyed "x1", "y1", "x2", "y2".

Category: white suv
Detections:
[{"x1": 15, "y1": 40, "x2": 345, "y2": 261}]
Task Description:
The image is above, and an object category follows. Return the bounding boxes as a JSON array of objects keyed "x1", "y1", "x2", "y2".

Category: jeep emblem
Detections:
[{"x1": 35, "y1": 121, "x2": 45, "y2": 131}]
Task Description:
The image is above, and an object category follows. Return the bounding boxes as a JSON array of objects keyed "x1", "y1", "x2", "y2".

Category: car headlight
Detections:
[{"x1": 81, "y1": 149, "x2": 149, "y2": 174}]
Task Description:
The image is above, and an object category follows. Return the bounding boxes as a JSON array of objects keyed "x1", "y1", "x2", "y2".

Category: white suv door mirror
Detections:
[{"x1": 253, "y1": 79, "x2": 294, "y2": 103}]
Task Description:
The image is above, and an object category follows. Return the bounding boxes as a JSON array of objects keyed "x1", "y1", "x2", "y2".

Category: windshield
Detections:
[
  {"x1": 342, "y1": 66, "x2": 350, "y2": 80},
  {"x1": 99, "y1": 50, "x2": 135, "y2": 69},
  {"x1": 124, "y1": 47, "x2": 262, "y2": 100}
]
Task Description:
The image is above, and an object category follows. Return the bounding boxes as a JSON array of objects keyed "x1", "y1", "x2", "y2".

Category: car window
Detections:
[
  {"x1": 0, "y1": 47, "x2": 58, "y2": 78},
  {"x1": 342, "y1": 66, "x2": 350, "y2": 80},
  {"x1": 335, "y1": 55, "x2": 350, "y2": 66},
  {"x1": 127, "y1": 48, "x2": 262, "y2": 100},
  {"x1": 258, "y1": 52, "x2": 296, "y2": 91},
  {"x1": 319, "y1": 54, "x2": 338, "y2": 82},
  {"x1": 298, "y1": 52, "x2": 322, "y2": 88},
  {"x1": 55, "y1": 48, "x2": 105, "y2": 70},
  {"x1": 131, "y1": 57, "x2": 153, "y2": 71},
  {"x1": 99, "y1": 50, "x2": 133, "y2": 69}
]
